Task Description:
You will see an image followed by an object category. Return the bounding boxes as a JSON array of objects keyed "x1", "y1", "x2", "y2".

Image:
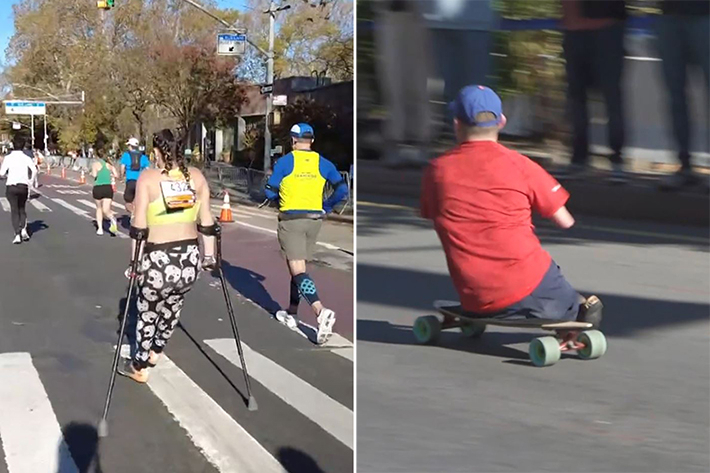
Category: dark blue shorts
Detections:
[{"x1": 482, "y1": 260, "x2": 581, "y2": 321}]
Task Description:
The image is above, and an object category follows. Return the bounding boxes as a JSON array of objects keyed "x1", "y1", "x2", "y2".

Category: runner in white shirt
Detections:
[{"x1": 0, "y1": 134, "x2": 37, "y2": 244}]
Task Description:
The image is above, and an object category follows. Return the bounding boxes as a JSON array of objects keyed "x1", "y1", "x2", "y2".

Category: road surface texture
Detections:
[
  {"x1": 357, "y1": 194, "x2": 709, "y2": 473},
  {"x1": 0, "y1": 172, "x2": 353, "y2": 473}
]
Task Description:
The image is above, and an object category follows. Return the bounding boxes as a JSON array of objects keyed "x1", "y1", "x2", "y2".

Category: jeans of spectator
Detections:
[
  {"x1": 430, "y1": 29, "x2": 492, "y2": 104},
  {"x1": 656, "y1": 15, "x2": 710, "y2": 170},
  {"x1": 373, "y1": 6, "x2": 433, "y2": 146},
  {"x1": 563, "y1": 23, "x2": 625, "y2": 166}
]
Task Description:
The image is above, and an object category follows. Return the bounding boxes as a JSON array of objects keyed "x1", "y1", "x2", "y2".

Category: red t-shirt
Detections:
[{"x1": 420, "y1": 141, "x2": 570, "y2": 313}]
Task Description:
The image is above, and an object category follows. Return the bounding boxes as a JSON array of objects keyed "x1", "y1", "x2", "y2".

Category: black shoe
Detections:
[{"x1": 577, "y1": 295, "x2": 603, "y2": 329}]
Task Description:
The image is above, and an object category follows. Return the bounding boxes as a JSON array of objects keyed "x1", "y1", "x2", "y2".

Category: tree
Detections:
[
  {"x1": 147, "y1": 38, "x2": 248, "y2": 143},
  {"x1": 237, "y1": 0, "x2": 353, "y2": 82}
]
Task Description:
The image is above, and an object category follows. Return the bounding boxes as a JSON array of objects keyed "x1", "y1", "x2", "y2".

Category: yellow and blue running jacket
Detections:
[{"x1": 264, "y1": 150, "x2": 348, "y2": 214}]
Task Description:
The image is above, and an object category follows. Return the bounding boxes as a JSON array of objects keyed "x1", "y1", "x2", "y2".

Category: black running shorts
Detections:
[
  {"x1": 124, "y1": 180, "x2": 137, "y2": 203},
  {"x1": 92, "y1": 184, "x2": 114, "y2": 200}
]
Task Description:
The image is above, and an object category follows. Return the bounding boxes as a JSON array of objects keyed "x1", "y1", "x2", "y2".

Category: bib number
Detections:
[{"x1": 160, "y1": 180, "x2": 196, "y2": 210}]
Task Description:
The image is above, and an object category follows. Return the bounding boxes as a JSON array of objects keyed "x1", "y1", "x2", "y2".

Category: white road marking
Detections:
[
  {"x1": 55, "y1": 189, "x2": 87, "y2": 195},
  {"x1": 77, "y1": 198, "x2": 126, "y2": 212},
  {"x1": 206, "y1": 338, "x2": 353, "y2": 449},
  {"x1": 51, "y1": 198, "x2": 90, "y2": 217},
  {"x1": 0, "y1": 198, "x2": 10, "y2": 212},
  {"x1": 118, "y1": 345, "x2": 287, "y2": 473},
  {"x1": 0, "y1": 353, "x2": 79, "y2": 473},
  {"x1": 29, "y1": 200, "x2": 51, "y2": 212},
  {"x1": 51, "y1": 198, "x2": 128, "y2": 238}
]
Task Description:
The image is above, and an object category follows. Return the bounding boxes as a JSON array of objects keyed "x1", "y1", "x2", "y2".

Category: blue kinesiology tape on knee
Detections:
[{"x1": 293, "y1": 273, "x2": 320, "y2": 305}]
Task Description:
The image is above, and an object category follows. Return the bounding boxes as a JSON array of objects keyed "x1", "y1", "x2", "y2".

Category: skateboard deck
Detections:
[{"x1": 434, "y1": 300, "x2": 593, "y2": 330}]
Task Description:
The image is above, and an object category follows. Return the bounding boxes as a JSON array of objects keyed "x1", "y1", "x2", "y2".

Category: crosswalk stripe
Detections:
[
  {"x1": 0, "y1": 198, "x2": 10, "y2": 212},
  {"x1": 0, "y1": 353, "x2": 79, "y2": 473},
  {"x1": 55, "y1": 189, "x2": 87, "y2": 195},
  {"x1": 119, "y1": 345, "x2": 287, "y2": 473},
  {"x1": 51, "y1": 198, "x2": 128, "y2": 239},
  {"x1": 205, "y1": 338, "x2": 354, "y2": 449},
  {"x1": 50, "y1": 198, "x2": 90, "y2": 218},
  {"x1": 29, "y1": 200, "x2": 51, "y2": 212},
  {"x1": 77, "y1": 199, "x2": 127, "y2": 212}
]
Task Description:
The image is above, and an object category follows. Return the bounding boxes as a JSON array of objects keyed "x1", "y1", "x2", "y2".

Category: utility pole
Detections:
[
  {"x1": 178, "y1": 0, "x2": 289, "y2": 172},
  {"x1": 264, "y1": 1, "x2": 276, "y2": 172}
]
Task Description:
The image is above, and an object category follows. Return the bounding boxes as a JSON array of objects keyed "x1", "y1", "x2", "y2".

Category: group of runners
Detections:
[{"x1": 1, "y1": 123, "x2": 348, "y2": 384}]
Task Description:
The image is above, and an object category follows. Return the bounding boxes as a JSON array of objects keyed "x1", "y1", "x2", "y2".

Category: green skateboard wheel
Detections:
[
  {"x1": 577, "y1": 330, "x2": 607, "y2": 359},
  {"x1": 413, "y1": 315, "x2": 441, "y2": 345},
  {"x1": 529, "y1": 336, "x2": 562, "y2": 367},
  {"x1": 460, "y1": 323, "x2": 485, "y2": 338}
]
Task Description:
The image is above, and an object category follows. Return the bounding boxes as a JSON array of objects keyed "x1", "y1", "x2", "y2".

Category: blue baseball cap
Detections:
[
  {"x1": 448, "y1": 85, "x2": 503, "y2": 127},
  {"x1": 290, "y1": 123, "x2": 315, "y2": 139}
]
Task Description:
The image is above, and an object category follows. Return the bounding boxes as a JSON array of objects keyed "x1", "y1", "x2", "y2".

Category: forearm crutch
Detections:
[
  {"x1": 214, "y1": 225, "x2": 258, "y2": 411},
  {"x1": 97, "y1": 236, "x2": 145, "y2": 437}
]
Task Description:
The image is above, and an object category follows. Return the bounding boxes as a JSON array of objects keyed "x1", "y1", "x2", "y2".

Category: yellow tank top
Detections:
[
  {"x1": 146, "y1": 169, "x2": 200, "y2": 226},
  {"x1": 279, "y1": 150, "x2": 326, "y2": 212}
]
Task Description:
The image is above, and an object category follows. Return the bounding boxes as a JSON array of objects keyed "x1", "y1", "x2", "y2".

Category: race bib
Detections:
[{"x1": 160, "y1": 180, "x2": 196, "y2": 210}]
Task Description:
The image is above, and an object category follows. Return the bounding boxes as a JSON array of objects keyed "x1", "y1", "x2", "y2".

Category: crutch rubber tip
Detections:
[
  {"x1": 97, "y1": 419, "x2": 109, "y2": 438},
  {"x1": 247, "y1": 396, "x2": 258, "y2": 411}
]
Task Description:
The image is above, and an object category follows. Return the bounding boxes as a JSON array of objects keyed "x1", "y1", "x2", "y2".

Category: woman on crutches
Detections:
[{"x1": 118, "y1": 128, "x2": 216, "y2": 383}]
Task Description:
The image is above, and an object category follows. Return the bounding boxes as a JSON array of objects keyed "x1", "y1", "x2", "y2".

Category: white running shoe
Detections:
[
  {"x1": 12, "y1": 235, "x2": 21, "y2": 244},
  {"x1": 96, "y1": 228, "x2": 104, "y2": 236},
  {"x1": 316, "y1": 308, "x2": 336, "y2": 345},
  {"x1": 20, "y1": 228, "x2": 30, "y2": 242},
  {"x1": 275, "y1": 310, "x2": 298, "y2": 330}
]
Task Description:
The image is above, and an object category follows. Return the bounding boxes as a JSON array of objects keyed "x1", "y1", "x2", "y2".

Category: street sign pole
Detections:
[{"x1": 43, "y1": 113, "x2": 48, "y2": 154}]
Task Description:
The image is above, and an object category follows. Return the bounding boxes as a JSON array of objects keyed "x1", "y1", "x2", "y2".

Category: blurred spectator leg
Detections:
[
  {"x1": 593, "y1": 23, "x2": 626, "y2": 183},
  {"x1": 431, "y1": 29, "x2": 492, "y2": 104},
  {"x1": 657, "y1": 15, "x2": 695, "y2": 189},
  {"x1": 562, "y1": 29, "x2": 591, "y2": 177},
  {"x1": 374, "y1": 3, "x2": 431, "y2": 167}
]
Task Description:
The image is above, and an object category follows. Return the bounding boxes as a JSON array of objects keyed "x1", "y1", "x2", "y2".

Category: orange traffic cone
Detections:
[
  {"x1": 61, "y1": 167, "x2": 66, "y2": 179},
  {"x1": 79, "y1": 170, "x2": 86, "y2": 184},
  {"x1": 219, "y1": 191, "x2": 233, "y2": 223},
  {"x1": 111, "y1": 176, "x2": 116, "y2": 192}
]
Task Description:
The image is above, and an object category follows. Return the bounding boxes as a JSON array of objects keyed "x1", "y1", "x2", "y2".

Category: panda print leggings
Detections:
[{"x1": 132, "y1": 239, "x2": 200, "y2": 369}]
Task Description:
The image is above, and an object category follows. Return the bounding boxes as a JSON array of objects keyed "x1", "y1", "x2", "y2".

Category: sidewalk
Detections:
[
  {"x1": 358, "y1": 151, "x2": 710, "y2": 227},
  {"x1": 203, "y1": 163, "x2": 354, "y2": 225}
]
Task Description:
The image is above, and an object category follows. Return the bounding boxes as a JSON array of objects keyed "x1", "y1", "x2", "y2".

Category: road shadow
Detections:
[
  {"x1": 117, "y1": 295, "x2": 138, "y2": 359},
  {"x1": 60, "y1": 422, "x2": 103, "y2": 473},
  {"x1": 277, "y1": 447, "x2": 326, "y2": 473},
  {"x1": 118, "y1": 215, "x2": 131, "y2": 231},
  {"x1": 177, "y1": 321, "x2": 250, "y2": 406},
  {"x1": 27, "y1": 219, "x2": 49, "y2": 235},
  {"x1": 357, "y1": 263, "x2": 710, "y2": 338},
  {"x1": 219, "y1": 260, "x2": 281, "y2": 315},
  {"x1": 357, "y1": 202, "x2": 710, "y2": 251},
  {"x1": 358, "y1": 319, "x2": 531, "y2": 362}
]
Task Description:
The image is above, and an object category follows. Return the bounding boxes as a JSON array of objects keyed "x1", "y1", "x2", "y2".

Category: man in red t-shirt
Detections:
[{"x1": 421, "y1": 85, "x2": 603, "y2": 327}]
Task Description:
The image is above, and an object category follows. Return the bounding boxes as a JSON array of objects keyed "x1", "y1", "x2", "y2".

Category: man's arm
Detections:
[
  {"x1": 264, "y1": 154, "x2": 291, "y2": 200},
  {"x1": 27, "y1": 156, "x2": 37, "y2": 183},
  {"x1": 0, "y1": 155, "x2": 9, "y2": 177},
  {"x1": 523, "y1": 157, "x2": 574, "y2": 228},
  {"x1": 321, "y1": 157, "x2": 348, "y2": 212}
]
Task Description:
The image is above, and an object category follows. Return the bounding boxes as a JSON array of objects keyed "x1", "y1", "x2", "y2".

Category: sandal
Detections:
[{"x1": 117, "y1": 359, "x2": 149, "y2": 383}]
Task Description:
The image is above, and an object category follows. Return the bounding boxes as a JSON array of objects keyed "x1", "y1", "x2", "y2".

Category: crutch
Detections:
[
  {"x1": 214, "y1": 225, "x2": 258, "y2": 411},
  {"x1": 97, "y1": 238, "x2": 145, "y2": 437}
]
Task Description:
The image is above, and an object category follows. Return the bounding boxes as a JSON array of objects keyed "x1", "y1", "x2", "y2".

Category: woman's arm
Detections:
[{"x1": 195, "y1": 171, "x2": 215, "y2": 258}]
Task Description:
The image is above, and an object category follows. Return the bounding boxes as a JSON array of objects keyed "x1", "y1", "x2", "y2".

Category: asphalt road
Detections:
[
  {"x1": 0, "y1": 173, "x2": 353, "y2": 473},
  {"x1": 356, "y1": 195, "x2": 710, "y2": 473}
]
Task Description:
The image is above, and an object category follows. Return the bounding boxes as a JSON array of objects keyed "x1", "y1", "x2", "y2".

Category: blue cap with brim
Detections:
[
  {"x1": 290, "y1": 123, "x2": 315, "y2": 139},
  {"x1": 448, "y1": 85, "x2": 503, "y2": 127}
]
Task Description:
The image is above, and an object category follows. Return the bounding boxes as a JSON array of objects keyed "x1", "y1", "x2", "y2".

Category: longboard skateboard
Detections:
[{"x1": 412, "y1": 300, "x2": 607, "y2": 367}]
